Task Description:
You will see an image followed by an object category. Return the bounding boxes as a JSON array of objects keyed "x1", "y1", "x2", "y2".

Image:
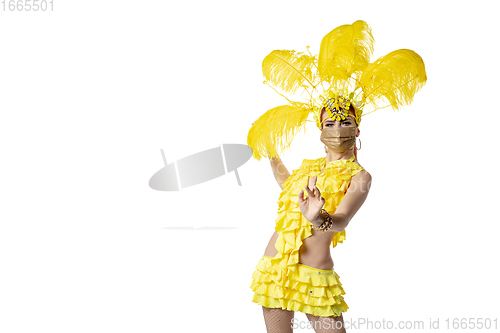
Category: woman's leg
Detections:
[
  {"x1": 305, "y1": 313, "x2": 346, "y2": 333},
  {"x1": 262, "y1": 306, "x2": 294, "y2": 333}
]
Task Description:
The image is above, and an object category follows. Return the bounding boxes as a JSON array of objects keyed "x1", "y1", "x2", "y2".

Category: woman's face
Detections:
[{"x1": 320, "y1": 109, "x2": 357, "y2": 130}]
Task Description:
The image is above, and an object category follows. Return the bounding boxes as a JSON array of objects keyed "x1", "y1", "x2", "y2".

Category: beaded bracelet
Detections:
[{"x1": 313, "y1": 208, "x2": 334, "y2": 233}]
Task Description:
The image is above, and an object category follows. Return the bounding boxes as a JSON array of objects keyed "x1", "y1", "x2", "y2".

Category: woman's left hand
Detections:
[{"x1": 298, "y1": 176, "x2": 325, "y2": 226}]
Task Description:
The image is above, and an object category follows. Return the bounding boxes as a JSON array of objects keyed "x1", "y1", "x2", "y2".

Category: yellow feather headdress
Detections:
[{"x1": 247, "y1": 20, "x2": 427, "y2": 161}]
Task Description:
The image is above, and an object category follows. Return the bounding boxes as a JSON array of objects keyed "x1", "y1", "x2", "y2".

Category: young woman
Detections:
[
  {"x1": 250, "y1": 105, "x2": 371, "y2": 333},
  {"x1": 247, "y1": 20, "x2": 426, "y2": 332}
]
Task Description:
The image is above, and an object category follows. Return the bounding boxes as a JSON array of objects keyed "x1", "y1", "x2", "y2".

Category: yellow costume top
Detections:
[
  {"x1": 250, "y1": 154, "x2": 364, "y2": 316},
  {"x1": 274, "y1": 153, "x2": 363, "y2": 266}
]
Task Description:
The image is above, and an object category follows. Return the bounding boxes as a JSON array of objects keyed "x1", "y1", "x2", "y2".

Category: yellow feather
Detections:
[
  {"x1": 262, "y1": 50, "x2": 316, "y2": 95},
  {"x1": 318, "y1": 20, "x2": 375, "y2": 86},
  {"x1": 359, "y1": 49, "x2": 427, "y2": 110},
  {"x1": 247, "y1": 103, "x2": 311, "y2": 161}
]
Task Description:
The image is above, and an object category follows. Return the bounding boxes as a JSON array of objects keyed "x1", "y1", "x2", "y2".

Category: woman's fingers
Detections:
[
  {"x1": 303, "y1": 179, "x2": 324, "y2": 203},
  {"x1": 304, "y1": 184, "x2": 313, "y2": 197},
  {"x1": 316, "y1": 187, "x2": 325, "y2": 204},
  {"x1": 298, "y1": 190, "x2": 304, "y2": 203},
  {"x1": 314, "y1": 185, "x2": 321, "y2": 197},
  {"x1": 308, "y1": 176, "x2": 318, "y2": 190},
  {"x1": 304, "y1": 184, "x2": 322, "y2": 200}
]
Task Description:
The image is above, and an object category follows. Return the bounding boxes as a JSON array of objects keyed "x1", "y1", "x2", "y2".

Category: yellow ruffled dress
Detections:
[{"x1": 250, "y1": 154, "x2": 364, "y2": 317}]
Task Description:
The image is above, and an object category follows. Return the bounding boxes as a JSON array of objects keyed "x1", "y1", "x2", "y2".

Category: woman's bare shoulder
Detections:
[
  {"x1": 353, "y1": 159, "x2": 370, "y2": 173},
  {"x1": 353, "y1": 166, "x2": 372, "y2": 181},
  {"x1": 350, "y1": 168, "x2": 372, "y2": 193}
]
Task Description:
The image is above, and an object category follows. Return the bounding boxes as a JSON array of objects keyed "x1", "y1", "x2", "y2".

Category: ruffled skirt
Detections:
[{"x1": 250, "y1": 255, "x2": 348, "y2": 317}]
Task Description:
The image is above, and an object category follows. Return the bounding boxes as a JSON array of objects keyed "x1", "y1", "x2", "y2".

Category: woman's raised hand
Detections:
[{"x1": 298, "y1": 176, "x2": 325, "y2": 225}]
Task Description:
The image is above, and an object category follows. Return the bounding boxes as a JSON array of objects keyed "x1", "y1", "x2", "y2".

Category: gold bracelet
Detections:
[{"x1": 313, "y1": 208, "x2": 334, "y2": 233}]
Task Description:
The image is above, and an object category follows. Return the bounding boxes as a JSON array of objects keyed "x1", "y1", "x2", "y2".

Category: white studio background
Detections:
[{"x1": 0, "y1": 1, "x2": 499, "y2": 332}]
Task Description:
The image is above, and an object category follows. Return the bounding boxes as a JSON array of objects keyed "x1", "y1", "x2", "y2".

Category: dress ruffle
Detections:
[
  {"x1": 250, "y1": 257, "x2": 349, "y2": 317},
  {"x1": 250, "y1": 155, "x2": 364, "y2": 317}
]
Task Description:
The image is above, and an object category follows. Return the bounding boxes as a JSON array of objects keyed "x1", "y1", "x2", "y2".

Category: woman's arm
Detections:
[
  {"x1": 312, "y1": 170, "x2": 372, "y2": 232},
  {"x1": 269, "y1": 155, "x2": 291, "y2": 190}
]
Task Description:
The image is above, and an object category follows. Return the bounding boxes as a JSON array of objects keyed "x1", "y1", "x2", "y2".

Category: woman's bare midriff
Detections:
[{"x1": 263, "y1": 228, "x2": 335, "y2": 270}]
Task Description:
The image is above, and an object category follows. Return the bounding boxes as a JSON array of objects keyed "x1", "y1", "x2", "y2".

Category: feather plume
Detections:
[
  {"x1": 262, "y1": 50, "x2": 316, "y2": 95},
  {"x1": 359, "y1": 49, "x2": 427, "y2": 110},
  {"x1": 247, "y1": 103, "x2": 311, "y2": 161},
  {"x1": 318, "y1": 20, "x2": 375, "y2": 87}
]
